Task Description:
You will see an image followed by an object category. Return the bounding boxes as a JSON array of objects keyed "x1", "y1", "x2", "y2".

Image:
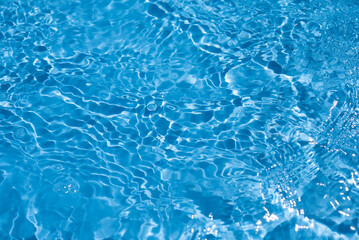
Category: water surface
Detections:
[{"x1": 1, "y1": 0, "x2": 359, "y2": 239}]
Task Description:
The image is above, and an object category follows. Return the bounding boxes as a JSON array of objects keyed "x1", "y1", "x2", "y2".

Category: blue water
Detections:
[{"x1": 1, "y1": 0, "x2": 359, "y2": 239}]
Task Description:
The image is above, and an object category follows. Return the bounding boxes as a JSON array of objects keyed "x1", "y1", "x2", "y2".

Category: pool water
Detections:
[{"x1": 1, "y1": 0, "x2": 359, "y2": 239}]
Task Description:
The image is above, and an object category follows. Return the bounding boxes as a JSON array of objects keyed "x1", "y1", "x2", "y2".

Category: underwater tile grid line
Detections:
[{"x1": 1, "y1": 0, "x2": 359, "y2": 239}]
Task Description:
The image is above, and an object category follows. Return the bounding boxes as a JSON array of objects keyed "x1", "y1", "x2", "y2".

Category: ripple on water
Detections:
[{"x1": 0, "y1": 0, "x2": 359, "y2": 239}]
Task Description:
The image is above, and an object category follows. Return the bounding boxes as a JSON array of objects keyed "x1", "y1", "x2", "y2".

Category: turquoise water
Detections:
[{"x1": 1, "y1": 0, "x2": 359, "y2": 239}]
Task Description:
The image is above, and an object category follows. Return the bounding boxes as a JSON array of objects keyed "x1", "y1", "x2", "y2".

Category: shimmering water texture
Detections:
[{"x1": 1, "y1": 0, "x2": 359, "y2": 239}]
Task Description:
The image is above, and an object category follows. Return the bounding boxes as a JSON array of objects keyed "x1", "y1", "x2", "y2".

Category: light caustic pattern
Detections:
[{"x1": 0, "y1": 0, "x2": 359, "y2": 239}]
